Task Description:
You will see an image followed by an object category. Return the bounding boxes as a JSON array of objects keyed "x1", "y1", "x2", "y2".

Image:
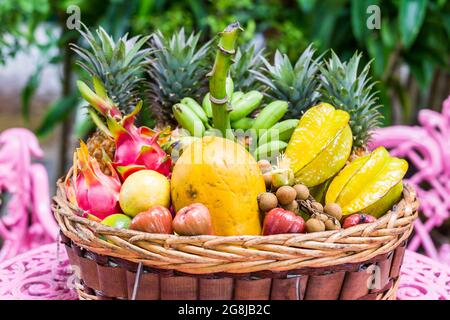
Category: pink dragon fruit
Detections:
[
  {"x1": 67, "y1": 141, "x2": 121, "y2": 219},
  {"x1": 77, "y1": 78, "x2": 172, "y2": 180}
]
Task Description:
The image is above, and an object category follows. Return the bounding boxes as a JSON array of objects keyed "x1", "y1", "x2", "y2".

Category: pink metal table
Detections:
[{"x1": 0, "y1": 242, "x2": 449, "y2": 300}]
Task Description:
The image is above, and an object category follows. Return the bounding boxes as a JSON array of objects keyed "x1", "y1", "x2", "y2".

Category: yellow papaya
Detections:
[
  {"x1": 285, "y1": 103, "x2": 353, "y2": 187},
  {"x1": 171, "y1": 136, "x2": 265, "y2": 236},
  {"x1": 325, "y1": 146, "x2": 408, "y2": 217}
]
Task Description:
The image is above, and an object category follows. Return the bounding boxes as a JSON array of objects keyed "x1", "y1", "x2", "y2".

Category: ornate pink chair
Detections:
[
  {"x1": 0, "y1": 128, "x2": 58, "y2": 261},
  {"x1": 370, "y1": 96, "x2": 450, "y2": 264}
]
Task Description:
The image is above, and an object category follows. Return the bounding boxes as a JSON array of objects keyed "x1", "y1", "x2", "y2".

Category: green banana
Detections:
[
  {"x1": 202, "y1": 93, "x2": 213, "y2": 118},
  {"x1": 181, "y1": 97, "x2": 209, "y2": 124},
  {"x1": 258, "y1": 119, "x2": 299, "y2": 144},
  {"x1": 231, "y1": 91, "x2": 244, "y2": 106},
  {"x1": 254, "y1": 140, "x2": 288, "y2": 160},
  {"x1": 231, "y1": 117, "x2": 255, "y2": 130},
  {"x1": 229, "y1": 91, "x2": 263, "y2": 122},
  {"x1": 173, "y1": 103, "x2": 205, "y2": 137},
  {"x1": 252, "y1": 100, "x2": 289, "y2": 135}
]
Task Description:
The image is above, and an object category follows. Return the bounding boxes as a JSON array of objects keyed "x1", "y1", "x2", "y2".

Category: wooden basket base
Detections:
[{"x1": 62, "y1": 234, "x2": 406, "y2": 300}]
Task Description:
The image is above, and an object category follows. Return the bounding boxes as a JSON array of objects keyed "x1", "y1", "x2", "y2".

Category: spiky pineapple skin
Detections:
[
  {"x1": 254, "y1": 45, "x2": 321, "y2": 119},
  {"x1": 86, "y1": 130, "x2": 116, "y2": 175},
  {"x1": 320, "y1": 51, "x2": 382, "y2": 149},
  {"x1": 347, "y1": 146, "x2": 370, "y2": 164},
  {"x1": 146, "y1": 29, "x2": 211, "y2": 127}
]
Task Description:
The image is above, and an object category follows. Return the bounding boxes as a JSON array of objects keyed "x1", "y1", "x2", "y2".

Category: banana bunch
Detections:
[{"x1": 172, "y1": 78, "x2": 297, "y2": 160}]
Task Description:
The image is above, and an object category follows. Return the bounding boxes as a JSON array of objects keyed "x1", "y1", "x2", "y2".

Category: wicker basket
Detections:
[{"x1": 53, "y1": 181, "x2": 419, "y2": 300}]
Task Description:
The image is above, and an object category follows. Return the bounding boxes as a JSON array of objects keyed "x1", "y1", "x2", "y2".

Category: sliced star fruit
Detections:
[
  {"x1": 325, "y1": 146, "x2": 408, "y2": 218},
  {"x1": 285, "y1": 103, "x2": 353, "y2": 187}
]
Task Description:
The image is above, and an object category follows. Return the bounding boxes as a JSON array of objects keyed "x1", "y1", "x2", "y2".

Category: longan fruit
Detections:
[
  {"x1": 276, "y1": 186, "x2": 297, "y2": 205},
  {"x1": 258, "y1": 192, "x2": 278, "y2": 212},
  {"x1": 324, "y1": 203, "x2": 343, "y2": 220},
  {"x1": 282, "y1": 200, "x2": 299, "y2": 213},
  {"x1": 311, "y1": 201, "x2": 324, "y2": 212},
  {"x1": 305, "y1": 218, "x2": 325, "y2": 233},
  {"x1": 293, "y1": 184, "x2": 310, "y2": 200}
]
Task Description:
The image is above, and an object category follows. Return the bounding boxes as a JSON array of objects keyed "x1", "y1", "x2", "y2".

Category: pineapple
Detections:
[
  {"x1": 231, "y1": 43, "x2": 264, "y2": 92},
  {"x1": 71, "y1": 24, "x2": 151, "y2": 113},
  {"x1": 86, "y1": 130, "x2": 115, "y2": 175},
  {"x1": 71, "y1": 25, "x2": 151, "y2": 173},
  {"x1": 254, "y1": 45, "x2": 321, "y2": 119},
  {"x1": 146, "y1": 28, "x2": 212, "y2": 127},
  {"x1": 320, "y1": 51, "x2": 382, "y2": 149}
]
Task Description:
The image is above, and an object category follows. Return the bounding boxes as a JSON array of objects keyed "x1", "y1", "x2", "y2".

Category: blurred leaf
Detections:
[
  {"x1": 409, "y1": 58, "x2": 435, "y2": 90},
  {"x1": 187, "y1": 0, "x2": 207, "y2": 28},
  {"x1": 366, "y1": 35, "x2": 386, "y2": 78},
  {"x1": 399, "y1": 0, "x2": 427, "y2": 49},
  {"x1": 133, "y1": 0, "x2": 155, "y2": 32},
  {"x1": 389, "y1": 76, "x2": 412, "y2": 123},
  {"x1": 36, "y1": 95, "x2": 79, "y2": 137},
  {"x1": 297, "y1": 0, "x2": 317, "y2": 12},
  {"x1": 98, "y1": 0, "x2": 138, "y2": 39},
  {"x1": 380, "y1": 18, "x2": 396, "y2": 49},
  {"x1": 21, "y1": 65, "x2": 42, "y2": 122},
  {"x1": 443, "y1": 12, "x2": 450, "y2": 38},
  {"x1": 74, "y1": 106, "x2": 95, "y2": 138},
  {"x1": 310, "y1": 0, "x2": 347, "y2": 50},
  {"x1": 0, "y1": 0, "x2": 50, "y2": 63},
  {"x1": 376, "y1": 82, "x2": 391, "y2": 127}
]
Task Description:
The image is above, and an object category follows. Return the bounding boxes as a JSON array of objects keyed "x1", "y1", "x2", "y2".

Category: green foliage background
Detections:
[{"x1": 1, "y1": 0, "x2": 449, "y2": 137}]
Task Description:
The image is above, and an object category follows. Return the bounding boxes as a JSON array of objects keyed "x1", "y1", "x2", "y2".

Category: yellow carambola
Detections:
[
  {"x1": 326, "y1": 146, "x2": 408, "y2": 217},
  {"x1": 171, "y1": 136, "x2": 265, "y2": 236},
  {"x1": 285, "y1": 103, "x2": 353, "y2": 187}
]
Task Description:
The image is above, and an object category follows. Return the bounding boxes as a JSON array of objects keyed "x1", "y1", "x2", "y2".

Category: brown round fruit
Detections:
[
  {"x1": 311, "y1": 201, "x2": 324, "y2": 212},
  {"x1": 324, "y1": 219, "x2": 341, "y2": 230},
  {"x1": 276, "y1": 186, "x2": 297, "y2": 205},
  {"x1": 282, "y1": 200, "x2": 299, "y2": 214},
  {"x1": 258, "y1": 159, "x2": 272, "y2": 174},
  {"x1": 258, "y1": 192, "x2": 278, "y2": 212},
  {"x1": 305, "y1": 218, "x2": 325, "y2": 233},
  {"x1": 263, "y1": 172, "x2": 272, "y2": 188},
  {"x1": 293, "y1": 184, "x2": 310, "y2": 201},
  {"x1": 324, "y1": 203, "x2": 343, "y2": 220},
  {"x1": 316, "y1": 213, "x2": 329, "y2": 222}
]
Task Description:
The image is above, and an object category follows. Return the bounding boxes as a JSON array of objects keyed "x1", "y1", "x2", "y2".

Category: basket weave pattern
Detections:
[{"x1": 53, "y1": 181, "x2": 418, "y2": 300}]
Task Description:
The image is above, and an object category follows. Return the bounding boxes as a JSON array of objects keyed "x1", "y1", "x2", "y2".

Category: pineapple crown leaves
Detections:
[
  {"x1": 145, "y1": 28, "x2": 212, "y2": 126},
  {"x1": 71, "y1": 23, "x2": 151, "y2": 113},
  {"x1": 253, "y1": 44, "x2": 322, "y2": 119},
  {"x1": 320, "y1": 50, "x2": 383, "y2": 148},
  {"x1": 231, "y1": 43, "x2": 265, "y2": 92}
]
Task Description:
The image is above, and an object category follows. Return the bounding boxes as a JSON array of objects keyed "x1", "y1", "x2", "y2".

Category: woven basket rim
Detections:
[{"x1": 53, "y1": 180, "x2": 419, "y2": 274}]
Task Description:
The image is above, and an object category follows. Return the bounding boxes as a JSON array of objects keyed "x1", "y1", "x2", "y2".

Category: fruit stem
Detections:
[{"x1": 209, "y1": 22, "x2": 242, "y2": 139}]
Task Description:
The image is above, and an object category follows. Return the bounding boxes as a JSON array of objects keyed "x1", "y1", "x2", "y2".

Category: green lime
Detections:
[{"x1": 101, "y1": 214, "x2": 131, "y2": 229}]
